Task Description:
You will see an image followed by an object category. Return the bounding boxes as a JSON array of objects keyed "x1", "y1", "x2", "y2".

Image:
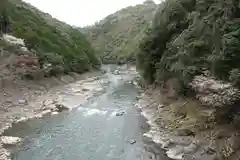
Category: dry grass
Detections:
[{"x1": 155, "y1": 91, "x2": 217, "y2": 133}]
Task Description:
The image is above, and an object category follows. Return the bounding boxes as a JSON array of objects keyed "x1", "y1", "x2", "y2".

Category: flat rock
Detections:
[
  {"x1": 129, "y1": 140, "x2": 136, "y2": 144},
  {"x1": 18, "y1": 99, "x2": 28, "y2": 105},
  {"x1": 1, "y1": 136, "x2": 22, "y2": 145}
]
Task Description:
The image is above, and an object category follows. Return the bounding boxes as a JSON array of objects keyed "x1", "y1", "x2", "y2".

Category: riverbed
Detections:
[{"x1": 3, "y1": 65, "x2": 170, "y2": 160}]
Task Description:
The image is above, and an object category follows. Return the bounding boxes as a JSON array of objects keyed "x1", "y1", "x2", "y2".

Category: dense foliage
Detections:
[
  {"x1": 0, "y1": 0, "x2": 100, "y2": 74},
  {"x1": 84, "y1": 0, "x2": 157, "y2": 64},
  {"x1": 137, "y1": 0, "x2": 240, "y2": 88}
]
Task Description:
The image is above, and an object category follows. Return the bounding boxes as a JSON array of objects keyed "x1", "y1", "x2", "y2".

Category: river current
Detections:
[{"x1": 4, "y1": 65, "x2": 170, "y2": 160}]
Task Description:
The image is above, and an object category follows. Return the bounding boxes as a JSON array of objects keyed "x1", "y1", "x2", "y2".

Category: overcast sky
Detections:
[{"x1": 23, "y1": 0, "x2": 159, "y2": 27}]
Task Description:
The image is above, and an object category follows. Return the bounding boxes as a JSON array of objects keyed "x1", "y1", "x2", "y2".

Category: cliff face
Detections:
[
  {"x1": 0, "y1": 0, "x2": 100, "y2": 75},
  {"x1": 84, "y1": 0, "x2": 157, "y2": 64}
]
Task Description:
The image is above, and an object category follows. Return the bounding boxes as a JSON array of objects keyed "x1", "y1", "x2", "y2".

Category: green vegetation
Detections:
[
  {"x1": 84, "y1": 0, "x2": 157, "y2": 64},
  {"x1": 137, "y1": 0, "x2": 240, "y2": 89},
  {"x1": 0, "y1": 0, "x2": 100, "y2": 74}
]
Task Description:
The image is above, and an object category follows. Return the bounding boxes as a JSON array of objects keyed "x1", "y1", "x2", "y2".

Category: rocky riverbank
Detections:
[
  {"x1": 135, "y1": 85, "x2": 240, "y2": 160},
  {"x1": 0, "y1": 71, "x2": 103, "y2": 160}
]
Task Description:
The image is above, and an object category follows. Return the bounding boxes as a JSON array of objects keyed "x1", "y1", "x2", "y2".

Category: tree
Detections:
[{"x1": 0, "y1": 10, "x2": 10, "y2": 35}]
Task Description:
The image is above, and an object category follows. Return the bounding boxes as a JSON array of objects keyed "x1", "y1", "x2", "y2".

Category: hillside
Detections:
[
  {"x1": 136, "y1": 0, "x2": 240, "y2": 159},
  {"x1": 137, "y1": 0, "x2": 240, "y2": 87},
  {"x1": 84, "y1": 0, "x2": 157, "y2": 64},
  {"x1": 0, "y1": 0, "x2": 100, "y2": 76}
]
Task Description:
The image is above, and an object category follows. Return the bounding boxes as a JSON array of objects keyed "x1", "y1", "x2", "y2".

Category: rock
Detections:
[
  {"x1": 41, "y1": 110, "x2": 51, "y2": 116},
  {"x1": 162, "y1": 140, "x2": 173, "y2": 149},
  {"x1": 82, "y1": 88, "x2": 90, "y2": 92},
  {"x1": 133, "y1": 81, "x2": 138, "y2": 86},
  {"x1": 189, "y1": 75, "x2": 240, "y2": 107},
  {"x1": 95, "y1": 88, "x2": 103, "y2": 92},
  {"x1": 16, "y1": 117, "x2": 28, "y2": 123},
  {"x1": 113, "y1": 70, "x2": 120, "y2": 75},
  {"x1": 51, "y1": 112, "x2": 59, "y2": 115},
  {"x1": 1, "y1": 136, "x2": 22, "y2": 145},
  {"x1": 175, "y1": 129, "x2": 195, "y2": 136},
  {"x1": 18, "y1": 99, "x2": 28, "y2": 105},
  {"x1": 116, "y1": 111, "x2": 125, "y2": 116},
  {"x1": 183, "y1": 142, "x2": 198, "y2": 154},
  {"x1": 54, "y1": 104, "x2": 69, "y2": 112},
  {"x1": 3, "y1": 34, "x2": 25, "y2": 46},
  {"x1": 205, "y1": 147, "x2": 216, "y2": 155},
  {"x1": 129, "y1": 140, "x2": 136, "y2": 144},
  {"x1": 158, "y1": 104, "x2": 164, "y2": 109},
  {"x1": 42, "y1": 99, "x2": 54, "y2": 107}
]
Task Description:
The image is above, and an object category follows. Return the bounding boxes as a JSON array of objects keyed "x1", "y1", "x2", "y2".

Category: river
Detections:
[{"x1": 3, "y1": 65, "x2": 170, "y2": 160}]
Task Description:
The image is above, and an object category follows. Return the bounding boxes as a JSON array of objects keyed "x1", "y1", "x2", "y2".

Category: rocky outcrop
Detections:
[
  {"x1": 1, "y1": 136, "x2": 22, "y2": 145},
  {"x1": 189, "y1": 75, "x2": 240, "y2": 108},
  {"x1": 136, "y1": 93, "x2": 218, "y2": 160},
  {"x1": 3, "y1": 34, "x2": 25, "y2": 46}
]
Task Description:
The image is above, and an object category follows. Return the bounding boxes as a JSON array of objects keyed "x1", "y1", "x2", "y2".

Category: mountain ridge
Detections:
[{"x1": 84, "y1": 0, "x2": 158, "y2": 64}]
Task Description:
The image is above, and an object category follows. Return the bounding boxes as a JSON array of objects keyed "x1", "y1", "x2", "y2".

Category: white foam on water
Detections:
[
  {"x1": 109, "y1": 111, "x2": 118, "y2": 118},
  {"x1": 91, "y1": 102, "x2": 98, "y2": 107},
  {"x1": 83, "y1": 109, "x2": 107, "y2": 117},
  {"x1": 77, "y1": 107, "x2": 85, "y2": 111}
]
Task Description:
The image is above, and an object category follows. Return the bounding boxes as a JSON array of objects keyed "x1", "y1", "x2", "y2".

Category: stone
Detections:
[
  {"x1": 16, "y1": 117, "x2": 28, "y2": 123},
  {"x1": 41, "y1": 110, "x2": 51, "y2": 116},
  {"x1": 54, "y1": 104, "x2": 69, "y2": 112},
  {"x1": 116, "y1": 111, "x2": 125, "y2": 116},
  {"x1": 205, "y1": 147, "x2": 216, "y2": 155},
  {"x1": 183, "y1": 142, "x2": 198, "y2": 154},
  {"x1": 162, "y1": 140, "x2": 173, "y2": 149},
  {"x1": 175, "y1": 129, "x2": 195, "y2": 136},
  {"x1": 114, "y1": 70, "x2": 120, "y2": 75},
  {"x1": 129, "y1": 140, "x2": 136, "y2": 145},
  {"x1": 82, "y1": 88, "x2": 90, "y2": 92},
  {"x1": 42, "y1": 99, "x2": 54, "y2": 107},
  {"x1": 18, "y1": 99, "x2": 28, "y2": 105},
  {"x1": 51, "y1": 112, "x2": 59, "y2": 115},
  {"x1": 1, "y1": 136, "x2": 22, "y2": 145},
  {"x1": 158, "y1": 104, "x2": 164, "y2": 109}
]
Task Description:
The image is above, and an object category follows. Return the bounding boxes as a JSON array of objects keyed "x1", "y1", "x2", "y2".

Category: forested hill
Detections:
[
  {"x1": 84, "y1": 0, "x2": 157, "y2": 64},
  {"x1": 0, "y1": 0, "x2": 100, "y2": 74},
  {"x1": 137, "y1": 0, "x2": 240, "y2": 88}
]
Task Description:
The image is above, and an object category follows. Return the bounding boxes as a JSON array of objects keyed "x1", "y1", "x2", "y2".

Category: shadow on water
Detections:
[{"x1": 3, "y1": 66, "x2": 170, "y2": 160}]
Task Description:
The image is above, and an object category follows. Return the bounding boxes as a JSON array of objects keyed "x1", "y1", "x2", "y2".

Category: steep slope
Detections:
[
  {"x1": 137, "y1": 0, "x2": 240, "y2": 87},
  {"x1": 0, "y1": 0, "x2": 100, "y2": 75},
  {"x1": 136, "y1": 1, "x2": 240, "y2": 159},
  {"x1": 84, "y1": 0, "x2": 157, "y2": 64}
]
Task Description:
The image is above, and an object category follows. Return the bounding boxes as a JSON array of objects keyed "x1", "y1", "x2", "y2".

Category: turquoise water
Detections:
[{"x1": 4, "y1": 66, "x2": 169, "y2": 160}]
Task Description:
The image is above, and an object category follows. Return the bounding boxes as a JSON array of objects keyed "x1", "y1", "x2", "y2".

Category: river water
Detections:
[{"x1": 3, "y1": 66, "x2": 170, "y2": 160}]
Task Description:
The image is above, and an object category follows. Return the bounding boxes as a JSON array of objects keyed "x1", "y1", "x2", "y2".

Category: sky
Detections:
[{"x1": 23, "y1": 0, "x2": 159, "y2": 27}]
